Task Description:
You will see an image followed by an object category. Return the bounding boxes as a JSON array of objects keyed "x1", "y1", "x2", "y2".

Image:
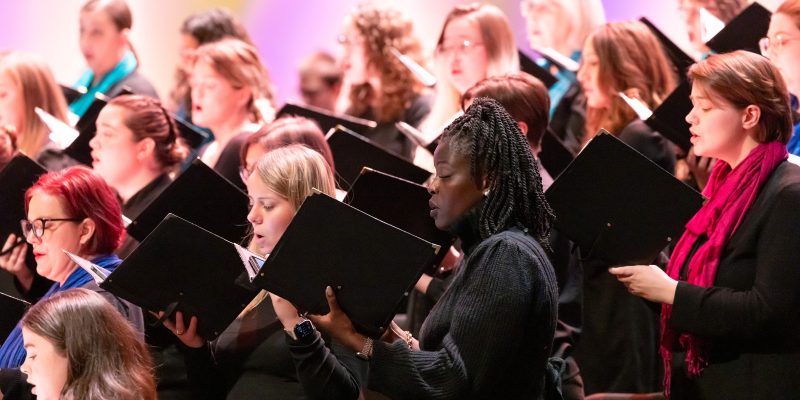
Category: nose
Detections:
[
  {"x1": 685, "y1": 106, "x2": 697, "y2": 125},
  {"x1": 427, "y1": 176, "x2": 439, "y2": 195},
  {"x1": 20, "y1": 356, "x2": 29, "y2": 375},
  {"x1": 89, "y1": 134, "x2": 98, "y2": 150},
  {"x1": 246, "y1": 203, "x2": 261, "y2": 226}
]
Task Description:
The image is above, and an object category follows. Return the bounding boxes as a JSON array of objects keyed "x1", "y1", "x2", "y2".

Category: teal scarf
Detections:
[{"x1": 69, "y1": 50, "x2": 137, "y2": 117}]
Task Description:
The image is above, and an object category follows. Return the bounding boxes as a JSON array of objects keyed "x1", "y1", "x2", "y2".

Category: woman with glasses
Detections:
[
  {"x1": 0, "y1": 166, "x2": 143, "y2": 376},
  {"x1": 337, "y1": 3, "x2": 431, "y2": 160},
  {"x1": 419, "y1": 4, "x2": 519, "y2": 140},
  {"x1": 761, "y1": 0, "x2": 800, "y2": 156}
]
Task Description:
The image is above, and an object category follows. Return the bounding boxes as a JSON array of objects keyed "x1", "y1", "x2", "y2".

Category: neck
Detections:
[
  {"x1": 91, "y1": 47, "x2": 129, "y2": 87},
  {"x1": 721, "y1": 135, "x2": 760, "y2": 169},
  {"x1": 210, "y1": 111, "x2": 252, "y2": 144},
  {"x1": 116, "y1": 166, "x2": 163, "y2": 203},
  {"x1": 54, "y1": 264, "x2": 80, "y2": 286}
]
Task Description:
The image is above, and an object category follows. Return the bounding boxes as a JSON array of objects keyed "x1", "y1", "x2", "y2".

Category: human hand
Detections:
[
  {"x1": 686, "y1": 147, "x2": 715, "y2": 191},
  {"x1": 268, "y1": 292, "x2": 303, "y2": 330},
  {"x1": 0, "y1": 234, "x2": 33, "y2": 290},
  {"x1": 609, "y1": 265, "x2": 678, "y2": 304},
  {"x1": 159, "y1": 310, "x2": 205, "y2": 348},
  {"x1": 308, "y1": 286, "x2": 366, "y2": 352}
]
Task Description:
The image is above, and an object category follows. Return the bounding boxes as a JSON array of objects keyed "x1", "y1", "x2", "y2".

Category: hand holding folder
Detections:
[
  {"x1": 252, "y1": 192, "x2": 440, "y2": 339},
  {"x1": 66, "y1": 215, "x2": 263, "y2": 341}
]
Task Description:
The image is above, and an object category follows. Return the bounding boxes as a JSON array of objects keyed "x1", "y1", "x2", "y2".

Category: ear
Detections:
[
  {"x1": 741, "y1": 105, "x2": 761, "y2": 131},
  {"x1": 78, "y1": 218, "x2": 96, "y2": 248},
  {"x1": 517, "y1": 121, "x2": 529, "y2": 135},
  {"x1": 119, "y1": 28, "x2": 132, "y2": 46},
  {"x1": 479, "y1": 175, "x2": 491, "y2": 196},
  {"x1": 136, "y1": 137, "x2": 156, "y2": 161}
]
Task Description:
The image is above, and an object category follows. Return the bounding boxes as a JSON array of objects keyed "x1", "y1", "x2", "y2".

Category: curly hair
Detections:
[
  {"x1": 440, "y1": 97, "x2": 554, "y2": 245},
  {"x1": 345, "y1": 3, "x2": 424, "y2": 123}
]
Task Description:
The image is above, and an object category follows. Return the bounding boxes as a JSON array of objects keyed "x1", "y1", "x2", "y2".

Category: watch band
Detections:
[
  {"x1": 356, "y1": 337, "x2": 374, "y2": 360},
  {"x1": 291, "y1": 319, "x2": 315, "y2": 342}
]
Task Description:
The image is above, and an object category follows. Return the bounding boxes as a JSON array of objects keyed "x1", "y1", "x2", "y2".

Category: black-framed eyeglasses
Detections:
[{"x1": 20, "y1": 218, "x2": 82, "y2": 240}]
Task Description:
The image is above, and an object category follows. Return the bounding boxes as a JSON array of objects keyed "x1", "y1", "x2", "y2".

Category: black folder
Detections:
[
  {"x1": 706, "y1": 2, "x2": 771, "y2": 55},
  {"x1": 327, "y1": 126, "x2": 432, "y2": 190},
  {"x1": 539, "y1": 129, "x2": 576, "y2": 178},
  {"x1": 0, "y1": 155, "x2": 47, "y2": 269},
  {"x1": 545, "y1": 131, "x2": 705, "y2": 266},
  {"x1": 277, "y1": 102, "x2": 377, "y2": 137},
  {"x1": 0, "y1": 292, "x2": 30, "y2": 342},
  {"x1": 98, "y1": 214, "x2": 261, "y2": 340},
  {"x1": 518, "y1": 50, "x2": 558, "y2": 89},
  {"x1": 173, "y1": 115, "x2": 210, "y2": 150},
  {"x1": 344, "y1": 168, "x2": 453, "y2": 269},
  {"x1": 640, "y1": 17, "x2": 696, "y2": 81},
  {"x1": 125, "y1": 159, "x2": 250, "y2": 244},
  {"x1": 644, "y1": 80, "x2": 694, "y2": 153},
  {"x1": 61, "y1": 84, "x2": 87, "y2": 104},
  {"x1": 64, "y1": 93, "x2": 109, "y2": 166},
  {"x1": 251, "y1": 193, "x2": 440, "y2": 338}
]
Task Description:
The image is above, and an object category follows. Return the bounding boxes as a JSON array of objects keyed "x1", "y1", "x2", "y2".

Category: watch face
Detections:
[{"x1": 294, "y1": 319, "x2": 315, "y2": 339}]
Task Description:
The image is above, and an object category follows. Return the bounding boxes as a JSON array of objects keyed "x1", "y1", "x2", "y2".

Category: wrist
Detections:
[
  {"x1": 355, "y1": 335, "x2": 374, "y2": 360},
  {"x1": 663, "y1": 279, "x2": 678, "y2": 305}
]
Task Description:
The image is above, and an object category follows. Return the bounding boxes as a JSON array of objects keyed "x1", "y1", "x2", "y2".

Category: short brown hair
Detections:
[
  {"x1": 688, "y1": 50, "x2": 793, "y2": 144},
  {"x1": 22, "y1": 288, "x2": 155, "y2": 400},
  {"x1": 461, "y1": 73, "x2": 550, "y2": 150},
  {"x1": 777, "y1": 0, "x2": 800, "y2": 34}
]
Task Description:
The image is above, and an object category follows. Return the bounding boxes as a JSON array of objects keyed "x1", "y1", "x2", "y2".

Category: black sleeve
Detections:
[
  {"x1": 13, "y1": 272, "x2": 51, "y2": 303},
  {"x1": 617, "y1": 121, "x2": 676, "y2": 174},
  {"x1": 286, "y1": 331, "x2": 366, "y2": 400},
  {"x1": 182, "y1": 343, "x2": 228, "y2": 400},
  {"x1": 0, "y1": 368, "x2": 34, "y2": 400},
  {"x1": 670, "y1": 183, "x2": 800, "y2": 338}
]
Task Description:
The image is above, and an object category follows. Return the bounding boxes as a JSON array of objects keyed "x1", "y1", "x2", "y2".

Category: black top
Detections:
[
  {"x1": 367, "y1": 206, "x2": 559, "y2": 399},
  {"x1": 358, "y1": 94, "x2": 432, "y2": 160},
  {"x1": 183, "y1": 297, "x2": 365, "y2": 400},
  {"x1": 107, "y1": 70, "x2": 159, "y2": 100},
  {"x1": 198, "y1": 132, "x2": 249, "y2": 191},
  {"x1": 618, "y1": 119, "x2": 676, "y2": 174},
  {"x1": 668, "y1": 161, "x2": 800, "y2": 399},
  {"x1": 117, "y1": 173, "x2": 172, "y2": 259}
]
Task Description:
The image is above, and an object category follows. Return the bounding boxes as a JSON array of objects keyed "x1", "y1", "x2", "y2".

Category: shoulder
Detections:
[
  {"x1": 469, "y1": 229, "x2": 552, "y2": 276},
  {"x1": 763, "y1": 161, "x2": 800, "y2": 205},
  {"x1": 404, "y1": 93, "x2": 433, "y2": 127},
  {"x1": 618, "y1": 119, "x2": 676, "y2": 171},
  {"x1": 111, "y1": 71, "x2": 159, "y2": 100}
]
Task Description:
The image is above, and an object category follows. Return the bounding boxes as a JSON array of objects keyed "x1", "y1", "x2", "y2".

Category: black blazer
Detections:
[{"x1": 670, "y1": 161, "x2": 800, "y2": 399}]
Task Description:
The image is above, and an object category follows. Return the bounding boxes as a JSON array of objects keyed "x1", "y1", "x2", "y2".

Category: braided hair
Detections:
[{"x1": 440, "y1": 97, "x2": 554, "y2": 244}]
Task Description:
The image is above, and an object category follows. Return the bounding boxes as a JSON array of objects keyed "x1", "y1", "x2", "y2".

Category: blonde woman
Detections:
[
  {"x1": 163, "y1": 145, "x2": 364, "y2": 399},
  {"x1": 419, "y1": 3, "x2": 519, "y2": 137},
  {"x1": 190, "y1": 38, "x2": 276, "y2": 189},
  {"x1": 0, "y1": 51, "x2": 76, "y2": 170}
]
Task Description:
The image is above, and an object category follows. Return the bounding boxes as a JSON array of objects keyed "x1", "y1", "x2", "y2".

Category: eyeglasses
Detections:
[
  {"x1": 759, "y1": 34, "x2": 799, "y2": 57},
  {"x1": 436, "y1": 40, "x2": 484, "y2": 58},
  {"x1": 20, "y1": 218, "x2": 82, "y2": 240}
]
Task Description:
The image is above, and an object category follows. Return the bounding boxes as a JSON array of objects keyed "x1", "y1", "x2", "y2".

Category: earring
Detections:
[{"x1": 483, "y1": 188, "x2": 490, "y2": 197}]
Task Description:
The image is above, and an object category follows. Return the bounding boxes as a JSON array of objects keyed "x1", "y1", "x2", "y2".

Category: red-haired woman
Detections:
[
  {"x1": 0, "y1": 166, "x2": 144, "y2": 371},
  {"x1": 611, "y1": 51, "x2": 800, "y2": 399}
]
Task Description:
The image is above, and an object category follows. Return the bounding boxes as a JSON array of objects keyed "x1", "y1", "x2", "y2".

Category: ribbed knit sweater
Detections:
[{"x1": 366, "y1": 208, "x2": 559, "y2": 399}]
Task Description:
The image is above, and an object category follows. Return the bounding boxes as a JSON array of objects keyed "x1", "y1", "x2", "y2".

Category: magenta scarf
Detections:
[{"x1": 660, "y1": 141, "x2": 787, "y2": 397}]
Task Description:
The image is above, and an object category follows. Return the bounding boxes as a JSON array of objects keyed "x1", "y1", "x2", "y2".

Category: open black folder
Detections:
[
  {"x1": 252, "y1": 192, "x2": 440, "y2": 339},
  {"x1": 706, "y1": 2, "x2": 771, "y2": 55},
  {"x1": 0, "y1": 291, "x2": 30, "y2": 343},
  {"x1": 344, "y1": 168, "x2": 453, "y2": 269},
  {"x1": 277, "y1": 102, "x2": 377, "y2": 137},
  {"x1": 540, "y1": 129, "x2": 576, "y2": 178},
  {"x1": 640, "y1": 17, "x2": 696, "y2": 81},
  {"x1": 518, "y1": 49, "x2": 558, "y2": 89},
  {"x1": 126, "y1": 159, "x2": 250, "y2": 244},
  {"x1": 0, "y1": 155, "x2": 47, "y2": 269},
  {"x1": 545, "y1": 131, "x2": 705, "y2": 266},
  {"x1": 645, "y1": 80, "x2": 693, "y2": 153},
  {"x1": 67, "y1": 216, "x2": 262, "y2": 341},
  {"x1": 327, "y1": 126, "x2": 432, "y2": 190},
  {"x1": 64, "y1": 93, "x2": 108, "y2": 166}
]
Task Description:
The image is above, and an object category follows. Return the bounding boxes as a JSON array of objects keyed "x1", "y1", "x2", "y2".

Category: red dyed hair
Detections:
[{"x1": 25, "y1": 166, "x2": 124, "y2": 255}]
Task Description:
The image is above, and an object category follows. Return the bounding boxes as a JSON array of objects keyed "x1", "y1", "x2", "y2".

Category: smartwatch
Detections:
[{"x1": 292, "y1": 319, "x2": 316, "y2": 343}]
